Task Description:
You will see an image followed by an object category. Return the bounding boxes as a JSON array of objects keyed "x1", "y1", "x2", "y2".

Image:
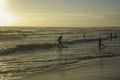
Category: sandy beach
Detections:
[{"x1": 20, "y1": 56, "x2": 120, "y2": 80}]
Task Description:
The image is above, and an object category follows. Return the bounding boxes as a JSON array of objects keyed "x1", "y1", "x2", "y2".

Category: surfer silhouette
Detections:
[
  {"x1": 98, "y1": 38, "x2": 106, "y2": 50},
  {"x1": 110, "y1": 33, "x2": 113, "y2": 40},
  {"x1": 98, "y1": 38, "x2": 102, "y2": 49},
  {"x1": 58, "y1": 35, "x2": 63, "y2": 47}
]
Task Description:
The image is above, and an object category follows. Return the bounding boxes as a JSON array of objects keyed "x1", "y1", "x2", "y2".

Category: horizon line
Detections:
[{"x1": 0, "y1": 25, "x2": 120, "y2": 28}]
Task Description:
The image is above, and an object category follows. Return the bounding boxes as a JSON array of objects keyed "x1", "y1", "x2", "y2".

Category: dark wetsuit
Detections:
[
  {"x1": 58, "y1": 35, "x2": 63, "y2": 47},
  {"x1": 98, "y1": 38, "x2": 102, "y2": 49},
  {"x1": 110, "y1": 33, "x2": 113, "y2": 40}
]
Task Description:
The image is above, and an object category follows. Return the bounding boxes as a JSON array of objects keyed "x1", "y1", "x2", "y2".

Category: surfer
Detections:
[
  {"x1": 98, "y1": 38, "x2": 106, "y2": 50},
  {"x1": 110, "y1": 33, "x2": 113, "y2": 40},
  {"x1": 58, "y1": 35, "x2": 63, "y2": 47},
  {"x1": 98, "y1": 38, "x2": 102, "y2": 49}
]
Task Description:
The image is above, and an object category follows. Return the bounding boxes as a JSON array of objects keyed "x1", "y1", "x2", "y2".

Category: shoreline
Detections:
[{"x1": 20, "y1": 56, "x2": 120, "y2": 80}]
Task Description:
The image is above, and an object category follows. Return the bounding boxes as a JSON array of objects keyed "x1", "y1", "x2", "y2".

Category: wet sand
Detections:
[{"x1": 21, "y1": 56, "x2": 120, "y2": 80}]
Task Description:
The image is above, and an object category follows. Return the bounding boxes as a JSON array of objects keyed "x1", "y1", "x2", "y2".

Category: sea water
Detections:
[{"x1": 0, "y1": 27, "x2": 120, "y2": 80}]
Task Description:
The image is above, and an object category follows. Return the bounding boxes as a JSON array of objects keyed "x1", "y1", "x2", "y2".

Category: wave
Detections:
[
  {"x1": 0, "y1": 48, "x2": 17, "y2": 55},
  {"x1": 65, "y1": 37, "x2": 109, "y2": 44},
  {"x1": 0, "y1": 53, "x2": 119, "y2": 74},
  {"x1": 0, "y1": 37, "x2": 110, "y2": 55}
]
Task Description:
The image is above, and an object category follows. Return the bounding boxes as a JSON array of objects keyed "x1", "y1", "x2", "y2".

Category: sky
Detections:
[{"x1": 0, "y1": 0, "x2": 120, "y2": 27}]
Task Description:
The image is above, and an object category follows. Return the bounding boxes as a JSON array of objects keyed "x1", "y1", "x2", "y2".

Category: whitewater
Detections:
[{"x1": 0, "y1": 27, "x2": 120, "y2": 80}]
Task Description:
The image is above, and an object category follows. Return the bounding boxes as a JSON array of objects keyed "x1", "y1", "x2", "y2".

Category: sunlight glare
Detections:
[
  {"x1": 0, "y1": 0, "x2": 5, "y2": 11},
  {"x1": 0, "y1": 0, "x2": 16, "y2": 26},
  {"x1": 0, "y1": 12, "x2": 16, "y2": 25}
]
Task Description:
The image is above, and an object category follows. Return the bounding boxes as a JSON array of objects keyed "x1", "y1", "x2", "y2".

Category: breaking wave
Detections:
[{"x1": 0, "y1": 37, "x2": 109, "y2": 55}]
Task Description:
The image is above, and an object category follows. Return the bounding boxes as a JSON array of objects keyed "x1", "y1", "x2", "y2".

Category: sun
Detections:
[
  {"x1": 0, "y1": 0, "x2": 5, "y2": 10},
  {"x1": 0, "y1": 12, "x2": 16, "y2": 26},
  {"x1": 0, "y1": 0, "x2": 16, "y2": 26}
]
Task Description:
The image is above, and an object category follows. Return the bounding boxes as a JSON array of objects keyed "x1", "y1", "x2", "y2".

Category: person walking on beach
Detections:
[{"x1": 58, "y1": 35, "x2": 63, "y2": 47}]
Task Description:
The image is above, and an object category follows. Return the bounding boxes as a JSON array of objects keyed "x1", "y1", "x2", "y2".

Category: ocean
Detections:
[{"x1": 0, "y1": 27, "x2": 120, "y2": 80}]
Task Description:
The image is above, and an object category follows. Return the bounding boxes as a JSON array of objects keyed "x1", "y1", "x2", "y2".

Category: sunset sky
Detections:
[{"x1": 0, "y1": 0, "x2": 120, "y2": 27}]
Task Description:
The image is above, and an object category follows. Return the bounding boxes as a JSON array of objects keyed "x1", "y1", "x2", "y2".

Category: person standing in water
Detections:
[
  {"x1": 98, "y1": 38, "x2": 102, "y2": 49},
  {"x1": 58, "y1": 35, "x2": 63, "y2": 47},
  {"x1": 98, "y1": 38, "x2": 106, "y2": 50},
  {"x1": 110, "y1": 33, "x2": 113, "y2": 40}
]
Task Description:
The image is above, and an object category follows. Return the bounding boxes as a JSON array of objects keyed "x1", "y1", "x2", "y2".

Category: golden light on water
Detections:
[{"x1": 0, "y1": 0, "x2": 16, "y2": 26}]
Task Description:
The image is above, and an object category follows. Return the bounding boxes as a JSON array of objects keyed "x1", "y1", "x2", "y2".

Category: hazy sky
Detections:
[{"x1": 1, "y1": 0, "x2": 120, "y2": 27}]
